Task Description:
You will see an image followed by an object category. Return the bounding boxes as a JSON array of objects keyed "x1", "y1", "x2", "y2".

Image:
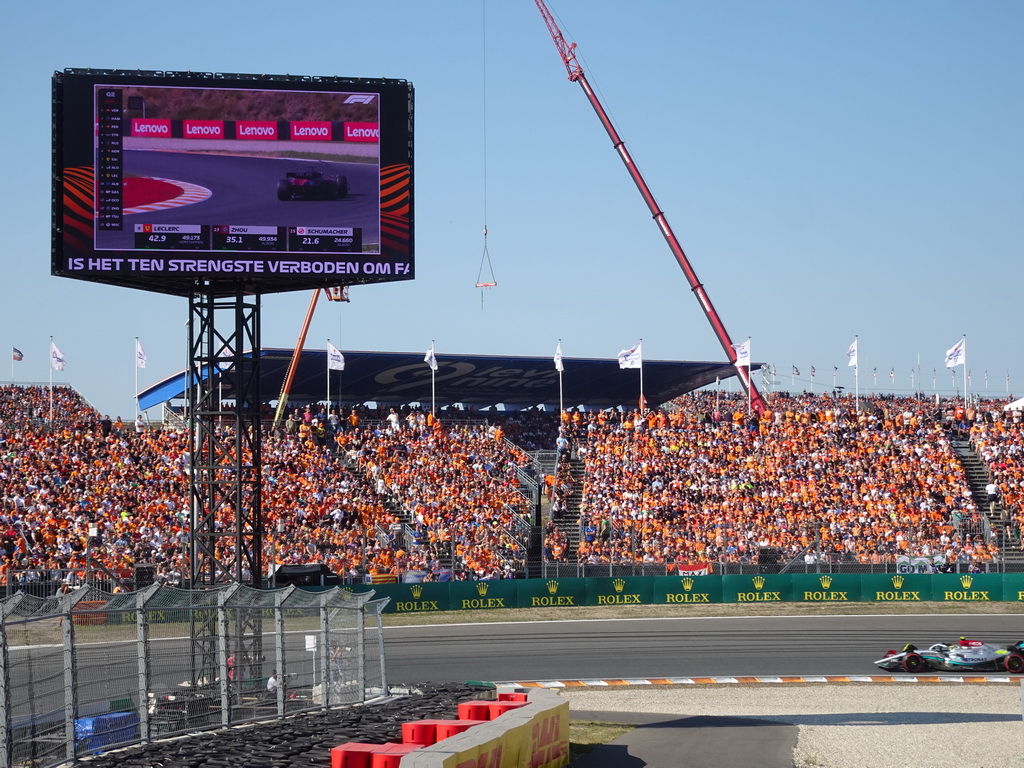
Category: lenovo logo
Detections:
[
  {"x1": 183, "y1": 121, "x2": 225, "y2": 138},
  {"x1": 291, "y1": 122, "x2": 332, "y2": 140},
  {"x1": 344, "y1": 122, "x2": 379, "y2": 142},
  {"x1": 236, "y1": 121, "x2": 278, "y2": 140},
  {"x1": 131, "y1": 119, "x2": 171, "y2": 136}
]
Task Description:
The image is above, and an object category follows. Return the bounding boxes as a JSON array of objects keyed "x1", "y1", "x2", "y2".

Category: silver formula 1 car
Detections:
[{"x1": 875, "y1": 639, "x2": 1024, "y2": 674}]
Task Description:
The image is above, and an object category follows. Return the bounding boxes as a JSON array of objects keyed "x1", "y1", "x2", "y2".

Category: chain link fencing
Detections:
[{"x1": 0, "y1": 583, "x2": 388, "y2": 768}]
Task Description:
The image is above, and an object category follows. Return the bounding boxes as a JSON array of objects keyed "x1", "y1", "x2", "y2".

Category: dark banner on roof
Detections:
[{"x1": 138, "y1": 349, "x2": 745, "y2": 411}]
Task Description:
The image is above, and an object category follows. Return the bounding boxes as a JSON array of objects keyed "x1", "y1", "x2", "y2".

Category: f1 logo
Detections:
[{"x1": 344, "y1": 94, "x2": 376, "y2": 104}]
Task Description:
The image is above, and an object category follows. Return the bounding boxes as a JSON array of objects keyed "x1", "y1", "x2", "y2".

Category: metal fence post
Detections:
[
  {"x1": 62, "y1": 593, "x2": 79, "y2": 765},
  {"x1": 218, "y1": 584, "x2": 240, "y2": 725},
  {"x1": 374, "y1": 609, "x2": 386, "y2": 698},
  {"x1": 319, "y1": 593, "x2": 331, "y2": 708},
  {"x1": 274, "y1": 587, "x2": 292, "y2": 717},
  {"x1": 136, "y1": 584, "x2": 160, "y2": 741},
  {"x1": 0, "y1": 594, "x2": 24, "y2": 768}
]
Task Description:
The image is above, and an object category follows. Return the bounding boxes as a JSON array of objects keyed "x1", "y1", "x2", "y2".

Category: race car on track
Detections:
[
  {"x1": 277, "y1": 165, "x2": 349, "y2": 201},
  {"x1": 875, "y1": 638, "x2": 1024, "y2": 674}
]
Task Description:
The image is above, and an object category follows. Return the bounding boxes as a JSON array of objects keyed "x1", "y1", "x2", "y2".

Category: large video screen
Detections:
[{"x1": 53, "y1": 70, "x2": 414, "y2": 296}]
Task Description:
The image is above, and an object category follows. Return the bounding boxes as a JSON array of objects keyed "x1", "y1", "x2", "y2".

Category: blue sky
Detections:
[{"x1": 1, "y1": 1, "x2": 1020, "y2": 417}]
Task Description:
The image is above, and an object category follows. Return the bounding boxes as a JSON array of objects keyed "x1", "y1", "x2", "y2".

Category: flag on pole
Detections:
[
  {"x1": 135, "y1": 339, "x2": 147, "y2": 369},
  {"x1": 424, "y1": 343, "x2": 438, "y2": 371},
  {"x1": 11, "y1": 347, "x2": 22, "y2": 362},
  {"x1": 945, "y1": 338, "x2": 965, "y2": 368},
  {"x1": 792, "y1": 365, "x2": 800, "y2": 376},
  {"x1": 846, "y1": 339, "x2": 858, "y2": 367},
  {"x1": 553, "y1": 341, "x2": 564, "y2": 373},
  {"x1": 327, "y1": 342, "x2": 345, "y2": 371},
  {"x1": 889, "y1": 368, "x2": 894, "y2": 380},
  {"x1": 810, "y1": 366, "x2": 816, "y2": 378},
  {"x1": 731, "y1": 339, "x2": 750, "y2": 368},
  {"x1": 617, "y1": 341, "x2": 642, "y2": 370},
  {"x1": 50, "y1": 341, "x2": 66, "y2": 371},
  {"x1": 216, "y1": 343, "x2": 233, "y2": 371}
]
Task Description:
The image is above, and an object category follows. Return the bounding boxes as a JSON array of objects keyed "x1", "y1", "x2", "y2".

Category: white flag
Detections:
[
  {"x1": 135, "y1": 339, "x2": 147, "y2": 369},
  {"x1": 617, "y1": 341, "x2": 642, "y2": 370},
  {"x1": 554, "y1": 342, "x2": 564, "y2": 373},
  {"x1": 216, "y1": 343, "x2": 233, "y2": 371},
  {"x1": 424, "y1": 343, "x2": 438, "y2": 371},
  {"x1": 50, "y1": 341, "x2": 66, "y2": 371},
  {"x1": 945, "y1": 338, "x2": 965, "y2": 368},
  {"x1": 327, "y1": 342, "x2": 345, "y2": 371},
  {"x1": 846, "y1": 338, "x2": 858, "y2": 368},
  {"x1": 731, "y1": 339, "x2": 750, "y2": 368}
]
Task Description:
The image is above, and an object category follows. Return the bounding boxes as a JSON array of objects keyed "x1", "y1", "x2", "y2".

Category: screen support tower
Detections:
[{"x1": 186, "y1": 289, "x2": 264, "y2": 692}]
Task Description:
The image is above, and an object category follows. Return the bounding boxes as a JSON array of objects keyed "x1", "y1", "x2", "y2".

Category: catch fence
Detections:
[{"x1": 0, "y1": 583, "x2": 388, "y2": 768}]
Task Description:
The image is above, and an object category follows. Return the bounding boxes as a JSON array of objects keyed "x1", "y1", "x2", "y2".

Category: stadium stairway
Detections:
[
  {"x1": 550, "y1": 455, "x2": 585, "y2": 561},
  {"x1": 949, "y1": 437, "x2": 1024, "y2": 569}
]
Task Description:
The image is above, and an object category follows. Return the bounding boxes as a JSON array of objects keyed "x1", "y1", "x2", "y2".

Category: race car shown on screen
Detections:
[
  {"x1": 277, "y1": 165, "x2": 349, "y2": 201},
  {"x1": 875, "y1": 638, "x2": 1024, "y2": 673}
]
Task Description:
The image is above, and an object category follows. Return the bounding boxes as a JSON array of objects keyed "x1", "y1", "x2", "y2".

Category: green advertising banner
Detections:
[
  {"x1": 930, "y1": 573, "x2": 1002, "y2": 603},
  {"x1": 1002, "y1": 574, "x2": 1024, "y2": 602},
  {"x1": 299, "y1": 573, "x2": 1024, "y2": 615},
  {"x1": 860, "y1": 573, "x2": 931, "y2": 603},
  {"x1": 722, "y1": 574, "x2": 793, "y2": 604},
  {"x1": 585, "y1": 577, "x2": 654, "y2": 607},
  {"x1": 791, "y1": 573, "x2": 863, "y2": 603},
  {"x1": 368, "y1": 582, "x2": 452, "y2": 614},
  {"x1": 653, "y1": 575, "x2": 723, "y2": 605},
  {"x1": 516, "y1": 577, "x2": 587, "y2": 609},
  {"x1": 448, "y1": 580, "x2": 519, "y2": 611}
]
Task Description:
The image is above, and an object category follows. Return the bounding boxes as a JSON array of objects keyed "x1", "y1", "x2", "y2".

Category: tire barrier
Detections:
[
  {"x1": 67, "y1": 685, "x2": 568, "y2": 768},
  {"x1": 66, "y1": 683, "x2": 490, "y2": 768}
]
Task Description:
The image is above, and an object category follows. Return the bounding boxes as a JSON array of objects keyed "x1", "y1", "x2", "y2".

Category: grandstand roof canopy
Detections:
[{"x1": 137, "y1": 348, "x2": 750, "y2": 412}]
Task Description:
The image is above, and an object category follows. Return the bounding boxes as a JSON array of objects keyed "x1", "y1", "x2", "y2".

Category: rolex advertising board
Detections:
[
  {"x1": 448, "y1": 580, "x2": 519, "y2": 611},
  {"x1": 931, "y1": 572, "x2": 1001, "y2": 603},
  {"x1": 792, "y1": 573, "x2": 861, "y2": 603},
  {"x1": 585, "y1": 577, "x2": 654, "y2": 607},
  {"x1": 653, "y1": 575, "x2": 723, "y2": 605},
  {"x1": 722, "y1": 574, "x2": 793, "y2": 604},
  {"x1": 516, "y1": 578, "x2": 587, "y2": 609}
]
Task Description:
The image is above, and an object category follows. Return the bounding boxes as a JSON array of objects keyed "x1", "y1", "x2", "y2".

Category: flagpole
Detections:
[
  {"x1": 746, "y1": 337, "x2": 751, "y2": 415},
  {"x1": 49, "y1": 335, "x2": 54, "y2": 425},
  {"x1": 962, "y1": 334, "x2": 968, "y2": 409},
  {"x1": 135, "y1": 337, "x2": 140, "y2": 420},
  {"x1": 854, "y1": 334, "x2": 859, "y2": 413},
  {"x1": 326, "y1": 338, "x2": 332, "y2": 411},
  {"x1": 638, "y1": 338, "x2": 644, "y2": 412},
  {"x1": 557, "y1": 339, "x2": 564, "y2": 416},
  {"x1": 430, "y1": 339, "x2": 436, "y2": 417}
]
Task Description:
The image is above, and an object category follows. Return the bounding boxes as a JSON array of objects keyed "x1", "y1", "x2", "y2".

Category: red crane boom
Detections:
[{"x1": 534, "y1": 0, "x2": 767, "y2": 414}]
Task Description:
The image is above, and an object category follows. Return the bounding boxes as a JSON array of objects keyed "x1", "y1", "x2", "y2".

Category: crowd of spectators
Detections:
[
  {"x1": 968, "y1": 404, "x2": 1024, "y2": 541},
  {"x1": 550, "y1": 392, "x2": 1013, "y2": 570},
  {"x1": 1, "y1": 382, "x2": 1022, "y2": 592},
  {"x1": 0, "y1": 387, "x2": 534, "y2": 590}
]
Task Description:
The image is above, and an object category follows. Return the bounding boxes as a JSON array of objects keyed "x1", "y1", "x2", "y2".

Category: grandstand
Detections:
[{"x1": 0, "y1": 383, "x2": 1021, "y2": 597}]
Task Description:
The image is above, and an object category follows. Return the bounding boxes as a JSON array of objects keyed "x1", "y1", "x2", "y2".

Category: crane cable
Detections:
[{"x1": 475, "y1": 0, "x2": 497, "y2": 305}]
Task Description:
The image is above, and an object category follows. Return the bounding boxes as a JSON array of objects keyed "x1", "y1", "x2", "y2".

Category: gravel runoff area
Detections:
[{"x1": 560, "y1": 684, "x2": 1024, "y2": 768}]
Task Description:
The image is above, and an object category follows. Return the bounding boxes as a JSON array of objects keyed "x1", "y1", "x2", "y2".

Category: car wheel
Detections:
[
  {"x1": 1004, "y1": 653, "x2": 1024, "y2": 673},
  {"x1": 338, "y1": 177, "x2": 349, "y2": 197},
  {"x1": 902, "y1": 653, "x2": 927, "y2": 673},
  {"x1": 277, "y1": 181, "x2": 292, "y2": 201}
]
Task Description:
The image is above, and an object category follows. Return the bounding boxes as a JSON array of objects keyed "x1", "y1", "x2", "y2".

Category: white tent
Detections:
[{"x1": 1004, "y1": 397, "x2": 1024, "y2": 410}]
